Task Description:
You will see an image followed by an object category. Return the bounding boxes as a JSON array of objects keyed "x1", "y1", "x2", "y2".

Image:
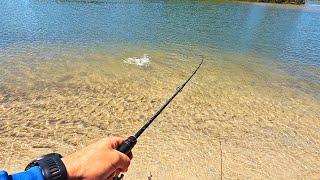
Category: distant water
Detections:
[
  {"x1": 1, "y1": 0, "x2": 320, "y2": 64},
  {"x1": 0, "y1": 0, "x2": 319, "y2": 179}
]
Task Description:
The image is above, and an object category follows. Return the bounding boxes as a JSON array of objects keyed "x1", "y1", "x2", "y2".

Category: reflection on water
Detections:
[{"x1": 0, "y1": 0, "x2": 319, "y2": 179}]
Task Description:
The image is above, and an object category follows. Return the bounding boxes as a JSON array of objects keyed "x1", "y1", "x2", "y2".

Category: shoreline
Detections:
[{"x1": 1, "y1": 46, "x2": 319, "y2": 179}]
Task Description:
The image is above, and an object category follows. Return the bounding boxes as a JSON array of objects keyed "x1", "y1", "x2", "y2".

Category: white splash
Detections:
[{"x1": 124, "y1": 54, "x2": 151, "y2": 66}]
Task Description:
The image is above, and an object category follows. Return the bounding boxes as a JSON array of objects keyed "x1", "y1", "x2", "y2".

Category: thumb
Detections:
[{"x1": 108, "y1": 137, "x2": 126, "y2": 149}]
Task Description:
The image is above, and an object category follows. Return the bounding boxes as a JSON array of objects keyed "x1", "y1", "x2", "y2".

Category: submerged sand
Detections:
[{"x1": 0, "y1": 44, "x2": 319, "y2": 179}]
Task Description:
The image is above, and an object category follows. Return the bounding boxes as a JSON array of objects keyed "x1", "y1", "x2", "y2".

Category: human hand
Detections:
[{"x1": 62, "y1": 137, "x2": 133, "y2": 180}]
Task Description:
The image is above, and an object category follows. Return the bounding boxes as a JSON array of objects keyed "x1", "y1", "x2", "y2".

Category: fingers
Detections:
[
  {"x1": 114, "y1": 169, "x2": 121, "y2": 176},
  {"x1": 106, "y1": 137, "x2": 133, "y2": 173},
  {"x1": 106, "y1": 171, "x2": 116, "y2": 180},
  {"x1": 106, "y1": 172, "x2": 122, "y2": 180},
  {"x1": 108, "y1": 137, "x2": 126, "y2": 149},
  {"x1": 108, "y1": 137, "x2": 133, "y2": 159},
  {"x1": 112, "y1": 150, "x2": 131, "y2": 172},
  {"x1": 127, "y1": 151, "x2": 133, "y2": 160}
]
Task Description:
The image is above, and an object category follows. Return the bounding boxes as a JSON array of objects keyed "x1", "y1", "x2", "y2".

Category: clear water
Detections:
[{"x1": 0, "y1": 0, "x2": 319, "y2": 179}]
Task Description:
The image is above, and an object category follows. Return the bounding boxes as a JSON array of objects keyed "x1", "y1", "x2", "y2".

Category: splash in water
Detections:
[{"x1": 124, "y1": 54, "x2": 151, "y2": 66}]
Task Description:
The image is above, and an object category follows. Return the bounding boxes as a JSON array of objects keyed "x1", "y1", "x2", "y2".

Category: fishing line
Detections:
[{"x1": 114, "y1": 56, "x2": 204, "y2": 179}]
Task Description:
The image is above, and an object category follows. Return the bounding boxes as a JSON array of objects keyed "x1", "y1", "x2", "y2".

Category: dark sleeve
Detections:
[{"x1": 0, "y1": 167, "x2": 44, "y2": 180}]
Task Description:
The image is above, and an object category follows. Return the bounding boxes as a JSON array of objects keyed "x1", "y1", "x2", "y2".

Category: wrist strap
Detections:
[{"x1": 26, "y1": 153, "x2": 67, "y2": 180}]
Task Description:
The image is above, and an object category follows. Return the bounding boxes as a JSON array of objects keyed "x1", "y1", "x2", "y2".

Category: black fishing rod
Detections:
[{"x1": 116, "y1": 57, "x2": 204, "y2": 155}]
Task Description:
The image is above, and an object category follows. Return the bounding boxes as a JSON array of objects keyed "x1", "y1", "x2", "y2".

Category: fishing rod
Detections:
[{"x1": 116, "y1": 56, "x2": 204, "y2": 155}]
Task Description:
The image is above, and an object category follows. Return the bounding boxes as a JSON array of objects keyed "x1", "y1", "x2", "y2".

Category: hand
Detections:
[{"x1": 62, "y1": 137, "x2": 133, "y2": 180}]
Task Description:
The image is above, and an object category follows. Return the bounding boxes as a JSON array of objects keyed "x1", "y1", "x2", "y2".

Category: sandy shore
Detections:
[{"x1": 0, "y1": 45, "x2": 319, "y2": 179}]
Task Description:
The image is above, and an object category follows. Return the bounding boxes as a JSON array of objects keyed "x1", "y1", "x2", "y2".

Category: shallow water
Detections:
[{"x1": 0, "y1": 0, "x2": 320, "y2": 179}]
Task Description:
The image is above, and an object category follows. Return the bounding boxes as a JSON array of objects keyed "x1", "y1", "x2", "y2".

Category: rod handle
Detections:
[
  {"x1": 113, "y1": 136, "x2": 136, "y2": 180},
  {"x1": 116, "y1": 136, "x2": 137, "y2": 155}
]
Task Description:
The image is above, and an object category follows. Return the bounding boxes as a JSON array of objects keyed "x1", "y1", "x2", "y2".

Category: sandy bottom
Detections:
[{"x1": 0, "y1": 44, "x2": 319, "y2": 179}]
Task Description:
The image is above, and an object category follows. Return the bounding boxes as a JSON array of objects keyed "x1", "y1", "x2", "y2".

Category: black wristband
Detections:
[{"x1": 25, "y1": 153, "x2": 67, "y2": 180}]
